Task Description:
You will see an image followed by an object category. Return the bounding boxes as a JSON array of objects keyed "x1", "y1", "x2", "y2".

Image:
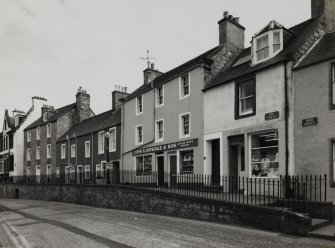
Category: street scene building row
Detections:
[{"x1": 1, "y1": 0, "x2": 335, "y2": 204}]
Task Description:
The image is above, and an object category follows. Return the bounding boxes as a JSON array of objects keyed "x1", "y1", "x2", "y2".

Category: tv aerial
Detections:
[{"x1": 140, "y1": 50, "x2": 156, "y2": 69}]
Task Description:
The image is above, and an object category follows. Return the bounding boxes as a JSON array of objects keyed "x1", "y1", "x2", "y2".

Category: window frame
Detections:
[
  {"x1": 43, "y1": 112, "x2": 48, "y2": 122},
  {"x1": 155, "y1": 85, "x2": 164, "y2": 108},
  {"x1": 235, "y1": 76, "x2": 256, "y2": 119},
  {"x1": 179, "y1": 112, "x2": 191, "y2": 139},
  {"x1": 330, "y1": 62, "x2": 335, "y2": 109},
  {"x1": 61, "y1": 144, "x2": 66, "y2": 159},
  {"x1": 85, "y1": 141, "x2": 91, "y2": 158},
  {"x1": 47, "y1": 123, "x2": 51, "y2": 138},
  {"x1": 27, "y1": 130, "x2": 31, "y2": 142},
  {"x1": 98, "y1": 131, "x2": 105, "y2": 154},
  {"x1": 109, "y1": 127, "x2": 116, "y2": 152},
  {"x1": 36, "y1": 147, "x2": 40, "y2": 160},
  {"x1": 136, "y1": 95, "x2": 143, "y2": 115},
  {"x1": 155, "y1": 119, "x2": 164, "y2": 142},
  {"x1": 84, "y1": 165, "x2": 90, "y2": 179},
  {"x1": 135, "y1": 124, "x2": 143, "y2": 145},
  {"x1": 36, "y1": 127, "x2": 40, "y2": 140},
  {"x1": 47, "y1": 144, "x2": 51, "y2": 158},
  {"x1": 179, "y1": 73, "x2": 190, "y2": 100},
  {"x1": 71, "y1": 144, "x2": 76, "y2": 158},
  {"x1": 27, "y1": 148, "x2": 31, "y2": 161}
]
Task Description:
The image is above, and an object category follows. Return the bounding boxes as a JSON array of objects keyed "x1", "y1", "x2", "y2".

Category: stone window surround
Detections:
[
  {"x1": 330, "y1": 138, "x2": 335, "y2": 187},
  {"x1": 136, "y1": 94, "x2": 143, "y2": 116},
  {"x1": 61, "y1": 144, "x2": 66, "y2": 159},
  {"x1": 155, "y1": 119, "x2": 164, "y2": 143},
  {"x1": 155, "y1": 85, "x2": 164, "y2": 108},
  {"x1": 179, "y1": 112, "x2": 191, "y2": 139},
  {"x1": 179, "y1": 73, "x2": 191, "y2": 100},
  {"x1": 85, "y1": 141, "x2": 90, "y2": 158},
  {"x1": 330, "y1": 62, "x2": 335, "y2": 110}
]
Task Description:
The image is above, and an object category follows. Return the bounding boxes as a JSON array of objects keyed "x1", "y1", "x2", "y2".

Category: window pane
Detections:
[
  {"x1": 180, "y1": 150, "x2": 194, "y2": 173},
  {"x1": 273, "y1": 44, "x2": 280, "y2": 53},
  {"x1": 240, "y1": 98, "x2": 254, "y2": 113},
  {"x1": 273, "y1": 32, "x2": 280, "y2": 44},
  {"x1": 332, "y1": 82, "x2": 335, "y2": 105},
  {"x1": 240, "y1": 81, "x2": 254, "y2": 98},
  {"x1": 333, "y1": 142, "x2": 335, "y2": 182}
]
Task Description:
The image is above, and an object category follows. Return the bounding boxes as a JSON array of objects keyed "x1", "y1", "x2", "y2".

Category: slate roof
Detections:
[
  {"x1": 295, "y1": 31, "x2": 335, "y2": 69},
  {"x1": 25, "y1": 103, "x2": 76, "y2": 130},
  {"x1": 57, "y1": 108, "x2": 121, "y2": 142},
  {"x1": 203, "y1": 17, "x2": 322, "y2": 91},
  {"x1": 125, "y1": 46, "x2": 220, "y2": 101}
]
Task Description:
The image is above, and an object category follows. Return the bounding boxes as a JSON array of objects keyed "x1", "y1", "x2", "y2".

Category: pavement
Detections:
[{"x1": 0, "y1": 199, "x2": 334, "y2": 248}]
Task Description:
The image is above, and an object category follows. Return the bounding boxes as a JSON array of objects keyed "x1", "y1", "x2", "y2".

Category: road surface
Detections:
[{"x1": 0, "y1": 199, "x2": 333, "y2": 248}]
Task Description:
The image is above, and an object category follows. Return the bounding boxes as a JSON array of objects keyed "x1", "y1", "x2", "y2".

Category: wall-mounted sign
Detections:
[
  {"x1": 302, "y1": 117, "x2": 318, "y2": 127},
  {"x1": 133, "y1": 139, "x2": 198, "y2": 156},
  {"x1": 265, "y1": 111, "x2": 279, "y2": 121}
]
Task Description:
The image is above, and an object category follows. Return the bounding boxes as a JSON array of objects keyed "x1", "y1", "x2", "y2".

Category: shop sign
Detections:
[
  {"x1": 105, "y1": 162, "x2": 113, "y2": 170},
  {"x1": 265, "y1": 111, "x2": 279, "y2": 121},
  {"x1": 133, "y1": 139, "x2": 198, "y2": 156},
  {"x1": 229, "y1": 124, "x2": 275, "y2": 136},
  {"x1": 302, "y1": 117, "x2": 318, "y2": 127}
]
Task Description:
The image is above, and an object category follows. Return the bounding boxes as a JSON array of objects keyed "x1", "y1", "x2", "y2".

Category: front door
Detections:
[
  {"x1": 36, "y1": 166, "x2": 41, "y2": 184},
  {"x1": 111, "y1": 161, "x2": 120, "y2": 184},
  {"x1": 169, "y1": 155, "x2": 177, "y2": 187},
  {"x1": 229, "y1": 135, "x2": 244, "y2": 191},
  {"x1": 157, "y1": 156, "x2": 164, "y2": 186},
  {"x1": 77, "y1": 166, "x2": 83, "y2": 184},
  {"x1": 211, "y1": 139, "x2": 220, "y2": 185}
]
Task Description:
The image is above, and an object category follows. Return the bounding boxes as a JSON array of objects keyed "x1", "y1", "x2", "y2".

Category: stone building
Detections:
[
  {"x1": 56, "y1": 87, "x2": 128, "y2": 184},
  {"x1": 0, "y1": 96, "x2": 47, "y2": 182},
  {"x1": 24, "y1": 87, "x2": 94, "y2": 183},
  {"x1": 121, "y1": 13, "x2": 243, "y2": 185}
]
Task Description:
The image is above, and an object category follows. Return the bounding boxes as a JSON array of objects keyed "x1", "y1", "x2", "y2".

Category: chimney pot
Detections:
[
  {"x1": 223, "y1": 11, "x2": 229, "y2": 18},
  {"x1": 151, "y1": 63, "x2": 155, "y2": 69},
  {"x1": 233, "y1": 17, "x2": 240, "y2": 23},
  {"x1": 228, "y1": 15, "x2": 233, "y2": 20}
]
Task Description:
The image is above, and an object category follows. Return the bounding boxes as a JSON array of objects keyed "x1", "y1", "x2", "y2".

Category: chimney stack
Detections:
[
  {"x1": 311, "y1": 0, "x2": 335, "y2": 32},
  {"x1": 218, "y1": 11, "x2": 245, "y2": 49},
  {"x1": 143, "y1": 63, "x2": 163, "y2": 84},
  {"x1": 75, "y1": 87, "x2": 91, "y2": 123},
  {"x1": 112, "y1": 85, "x2": 129, "y2": 110}
]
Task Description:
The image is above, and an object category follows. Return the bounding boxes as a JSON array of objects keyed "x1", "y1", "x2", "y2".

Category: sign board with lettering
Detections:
[
  {"x1": 302, "y1": 117, "x2": 318, "y2": 127},
  {"x1": 133, "y1": 139, "x2": 198, "y2": 156},
  {"x1": 265, "y1": 111, "x2": 279, "y2": 121}
]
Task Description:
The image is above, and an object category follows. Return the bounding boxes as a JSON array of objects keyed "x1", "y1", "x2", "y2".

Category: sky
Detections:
[{"x1": 0, "y1": 0, "x2": 310, "y2": 118}]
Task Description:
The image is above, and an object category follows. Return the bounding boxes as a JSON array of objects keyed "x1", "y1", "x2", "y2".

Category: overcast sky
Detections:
[{"x1": 0, "y1": 0, "x2": 310, "y2": 119}]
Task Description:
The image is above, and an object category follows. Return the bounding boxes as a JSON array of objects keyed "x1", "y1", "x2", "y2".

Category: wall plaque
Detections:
[
  {"x1": 302, "y1": 117, "x2": 318, "y2": 127},
  {"x1": 133, "y1": 139, "x2": 198, "y2": 156},
  {"x1": 265, "y1": 111, "x2": 279, "y2": 121}
]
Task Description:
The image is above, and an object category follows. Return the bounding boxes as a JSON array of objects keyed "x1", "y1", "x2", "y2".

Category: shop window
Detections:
[
  {"x1": 180, "y1": 73, "x2": 190, "y2": 99},
  {"x1": 250, "y1": 130, "x2": 279, "y2": 178},
  {"x1": 136, "y1": 155, "x2": 152, "y2": 176},
  {"x1": 85, "y1": 165, "x2": 90, "y2": 179},
  {"x1": 180, "y1": 150, "x2": 194, "y2": 174},
  {"x1": 331, "y1": 63, "x2": 335, "y2": 108},
  {"x1": 236, "y1": 79, "x2": 256, "y2": 119},
  {"x1": 136, "y1": 95, "x2": 143, "y2": 115},
  {"x1": 156, "y1": 85, "x2": 164, "y2": 107}
]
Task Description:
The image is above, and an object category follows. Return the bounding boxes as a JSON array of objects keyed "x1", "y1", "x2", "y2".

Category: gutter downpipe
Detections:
[{"x1": 284, "y1": 61, "x2": 289, "y2": 176}]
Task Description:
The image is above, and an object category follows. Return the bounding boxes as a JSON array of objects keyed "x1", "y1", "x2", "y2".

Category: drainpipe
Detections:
[
  {"x1": 91, "y1": 132, "x2": 93, "y2": 183},
  {"x1": 284, "y1": 62, "x2": 289, "y2": 176}
]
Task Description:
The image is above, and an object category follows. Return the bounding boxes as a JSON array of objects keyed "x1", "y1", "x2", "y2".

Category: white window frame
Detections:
[
  {"x1": 253, "y1": 29, "x2": 283, "y2": 64},
  {"x1": 84, "y1": 165, "x2": 90, "y2": 179},
  {"x1": 43, "y1": 112, "x2": 48, "y2": 122},
  {"x1": 155, "y1": 119, "x2": 164, "y2": 142},
  {"x1": 27, "y1": 148, "x2": 31, "y2": 161},
  {"x1": 179, "y1": 112, "x2": 191, "y2": 139},
  {"x1": 136, "y1": 95, "x2": 143, "y2": 115},
  {"x1": 61, "y1": 144, "x2": 66, "y2": 159},
  {"x1": 85, "y1": 141, "x2": 90, "y2": 158},
  {"x1": 36, "y1": 127, "x2": 40, "y2": 140},
  {"x1": 98, "y1": 131, "x2": 105, "y2": 154},
  {"x1": 238, "y1": 80, "x2": 255, "y2": 116},
  {"x1": 71, "y1": 144, "x2": 76, "y2": 158},
  {"x1": 47, "y1": 144, "x2": 51, "y2": 158},
  {"x1": 155, "y1": 85, "x2": 164, "y2": 108},
  {"x1": 332, "y1": 140, "x2": 335, "y2": 183},
  {"x1": 36, "y1": 147, "x2": 40, "y2": 160},
  {"x1": 96, "y1": 164, "x2": 102, "y2": 179},
  {"x1": 135, "y1": 124, "x2": 143, "y2": 145},
  {"x1": 179, "y1": 73, "x2": 191, "y2": 100},
  {"x1": 27, "y1": 130, "x2": 31, "y2": 142},
  {"x1": 36, "y1": 165, "x2": 41, "y2": 183},
  {"x1": 109, "y1": 127, "x2": 116, "y2": 152},
  {"x1": 331, "y1": 63, "x2": 335, "y2": 106},
  {"x1": 47, "y1": 164, "x2": 51, "y2": 178},
  {"x1": 47, "y1": 123, "x2": 51, "y2": 138}
]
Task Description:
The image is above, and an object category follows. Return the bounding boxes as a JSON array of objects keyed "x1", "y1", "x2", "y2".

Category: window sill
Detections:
[
  {"x1": 136, "y1": 112, "x2": 143, "y2": 116},
  {"x1": 235, "y1": 112, "x2": 255, "y2": 120},
  {"x1": 179, "y1": 135, "x2": 191, "y2": 139},
  {"x1": 179, "y1": 94, "x2": 190, "y2": 100}
]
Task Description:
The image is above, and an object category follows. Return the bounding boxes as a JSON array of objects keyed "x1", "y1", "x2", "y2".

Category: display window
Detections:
[
  {"x1": 250, "y1": 130, "x2": 279, "y2": 177},
  {"x1": 180, "y1": 150, "x2": 194, "y2": 174},
  {"x1": 136, "y1": 155, "x2": 152, "y2": 176}
]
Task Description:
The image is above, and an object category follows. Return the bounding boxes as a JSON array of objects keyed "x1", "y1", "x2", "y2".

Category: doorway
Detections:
[
  {"x1": 211, "y1": 139, "x2": 221, "y2": 185},
  {"x1": 77, "y1": 166, "x2": 83, "y2": 184},
  {"x1": 36, "y1": 166, "x2": 41, "y2": 184},
  {"x1": 169, "y1": 154, "x2": 177, "y2": 187},
  {"x1": 157, "y1": 155, "x2": 164, "y2": 186},
  {"x1": 111, "y1": 161, "x2": 120, "y2": 184},
  {"x1": 229, "y1": 135, "x2": 245, "y2": 191}
]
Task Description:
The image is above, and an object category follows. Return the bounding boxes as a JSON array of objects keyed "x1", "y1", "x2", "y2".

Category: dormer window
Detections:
[{"x1": 252, "y1": 23, "x2": 283, "y2": 64}]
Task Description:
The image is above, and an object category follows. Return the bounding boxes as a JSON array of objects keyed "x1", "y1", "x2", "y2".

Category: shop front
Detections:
[
  {"x1": 204, "y1": 121, "x2": 286, "y2": 185},
  {"x1": 131, "y1": 139, "x2": 199, "y2": 186}
]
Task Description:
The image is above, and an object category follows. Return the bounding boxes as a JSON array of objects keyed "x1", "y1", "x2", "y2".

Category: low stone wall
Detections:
[{"x1": 0, "y1": 183, "x2": 311, "y2": 236}]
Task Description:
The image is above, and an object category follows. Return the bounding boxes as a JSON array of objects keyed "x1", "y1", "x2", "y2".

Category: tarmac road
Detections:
[{"x1": 0, "y1": 199, "x2": 333, "y2": 248}]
